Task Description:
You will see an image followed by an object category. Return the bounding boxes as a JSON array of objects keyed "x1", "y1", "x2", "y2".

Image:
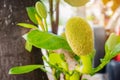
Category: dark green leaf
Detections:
[
  {"x1": 17, "y1": 23, "x2": 37, "y2": 29},
  {"x1": 27, "y1": 30, "x2": 72, "y2": 51},
  {"x1": 25, "y1": 41, "x2": 32, "y2": 52},
  {"x1": 74, "y1": 55, "x2": 80, "y2": 61},
  {"x1": 26, "y1": 7, "x2": 38, "y2": 24},
  {"x1": 9, "y1": 65, "x2": 45, "y2": 74},
  {"x1": 55, "y1": 70, "x2": 61, "y2": 79}
]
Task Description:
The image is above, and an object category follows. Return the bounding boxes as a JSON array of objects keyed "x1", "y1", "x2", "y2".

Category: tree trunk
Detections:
[{"x1": 0, "y1": 0, "x2": 48, "y2": 80}]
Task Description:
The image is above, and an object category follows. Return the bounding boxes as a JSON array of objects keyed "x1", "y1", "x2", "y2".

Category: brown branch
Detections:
[
  {"x1": 54, "y1": 0, "x2": 60, "y2": 34},
  {"x1": 80, "y1": 74, "x2": 83, "y2": 80},
  {"x1": 49, "y1": 0, "x2": 60, "y2": 34}
]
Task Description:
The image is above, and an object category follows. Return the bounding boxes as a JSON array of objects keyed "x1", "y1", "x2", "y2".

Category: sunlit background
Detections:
[{"x1": 42, "y1": 0, "x2": 119, "y2": 35}]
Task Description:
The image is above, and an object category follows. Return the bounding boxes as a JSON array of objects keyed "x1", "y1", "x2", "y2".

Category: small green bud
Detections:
[{"x1": 35, "y1": 1, "x2": 47, "y2": 19}]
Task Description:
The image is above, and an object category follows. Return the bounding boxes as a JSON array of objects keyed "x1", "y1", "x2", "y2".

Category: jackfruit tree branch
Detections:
[
  {"x1": 49, "y1": 0, "x2": 60, "y2": 34},
  {"x1": 93, "y1": 58, "x2": 110, "y2": 74},
  {"x1": 55, "y1": 0, "x2": 60, "y2": 34}
]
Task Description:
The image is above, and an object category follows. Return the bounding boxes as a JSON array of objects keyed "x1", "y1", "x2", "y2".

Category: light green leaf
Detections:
[
  {"x1": 49, "y1": 53, "x2": 68, "y2": 71},
  {"x1": 93, "y1": 33, "x2": 120, "y2": 73},
  {"x1": 105, "y1": 33, "x2": 120, "y2": 53},
  {"x1": 9, "y1": 65, "x2": 45, "y2": 74},
  {"x1": 27, "y1": 30, "x2": 72, "y2": 51},
  {"x1": 35, "y1": 1, "x2": 47, "y2": 19},
  {"x1": 70, "y1": 71, "x2": 80, "y2": 80},
  {"x1": 17, "y1": 23, "x2": 37, "y2": 29},
  {"x1": 26, "y1": 7, "x2": 38, "y2": 24},
  {"x1": 110, "y1": 43, "x2": 120, "y2": 59},
  {"x1": 25, "y1": 41, "x2": 32, "y2": 52},
  {"x1": 104, "y1": 33, "x2": 120, "y2": 59},
  {"x1": 49, "y1": 53, "x2": 64, "y2": 65}
]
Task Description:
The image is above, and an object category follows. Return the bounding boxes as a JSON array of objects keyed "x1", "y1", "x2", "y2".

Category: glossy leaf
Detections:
[
  {"x1": 26, "y1": 7, "x2": 38, "y2": 24},
  {"x1": 27, "y1": 30, "x2": 72, "y2": 51},
  {"x1": 17, "y1": 23, "x2": 37, "y2": 29},
  {"x1": 9, "y1": 65, "x2": 45, "y2": 74},
  {"x1": 35, "y1": 1, "x2": 47, "y2": 19},
  {"x1": 25, "y1": 41, "x2": 32, "y2": 52}
]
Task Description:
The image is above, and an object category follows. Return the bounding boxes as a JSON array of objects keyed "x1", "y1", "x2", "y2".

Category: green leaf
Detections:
[
  {"x1": 74, "y1": 55, "x2": 80, "y2": 61},
  {"x1": 26, "y1": 7, "x2": 38, "y2": 24},
  {"x1": 70, "y1": 71, "x2": 80, "y2": 80},
  {"x1": 49, "y1": 53, "x2": 68, "y2": 71},
  {"x1": 25, "y1": 41, "x2": 32, "y2": 52},
  {"x1": 55, "y1": 70, "x2": 61, "y2": 79},
  {"x1": 93, "y1": 33, "x2": 120, "y2": 74},
  {"x1": 27, "y1": 30, "x2": 72, "y2": 51},
  {"x1": 110, "y1": 43, "x2": 120, "y2": 59},
  {"x1": 35, "y1": 1, "x2": 47, "y2": 19},
  {"x1": 49, "y1": 53, "x2": 64, "y2": 65},
  {"x1": 104, "y1": 33, "x2": 120, "y2": 59},
  {"x1": 9, "y1": 65, "x2": 45, "y2": 74},
  {"x1": 105, "y1": 33, "x2": 120, "y2": 53},
  {"x1": 17, "y1": 23, "x2": 37, "y2": 29}
]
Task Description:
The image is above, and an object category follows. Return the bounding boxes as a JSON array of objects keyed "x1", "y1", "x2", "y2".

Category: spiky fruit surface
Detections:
[
  {"x1": 65, "y1": 17, "x2": 94, "y2": 56},
  {"x1": 64, "y1": 0, "x2": 89, "y2": 7}
]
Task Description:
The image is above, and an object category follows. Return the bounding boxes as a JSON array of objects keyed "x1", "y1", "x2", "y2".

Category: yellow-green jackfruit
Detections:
[
  {"x1": 65, "y1": 17, "x2": 94, "y2": 56},
  {"x1": 64, "y1": 0, "x2": 89, "y2": 7}
]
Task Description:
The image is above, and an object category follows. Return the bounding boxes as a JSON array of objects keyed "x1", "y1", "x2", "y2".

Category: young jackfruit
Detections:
[
  {"x1": 64, "y1": 0, "x2": 89, "y2": 7},
  {"x1": 65, "y1": 17, "x2": 94, "y2": 56}
]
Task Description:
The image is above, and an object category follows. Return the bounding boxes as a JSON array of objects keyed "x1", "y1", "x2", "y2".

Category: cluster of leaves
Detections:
[
  {"x1": 9, "y1": 0, "x2": 120, "y2": 80},
  {"x1": 9, "y1": 1, "x2": 79, "y2": 80}
]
